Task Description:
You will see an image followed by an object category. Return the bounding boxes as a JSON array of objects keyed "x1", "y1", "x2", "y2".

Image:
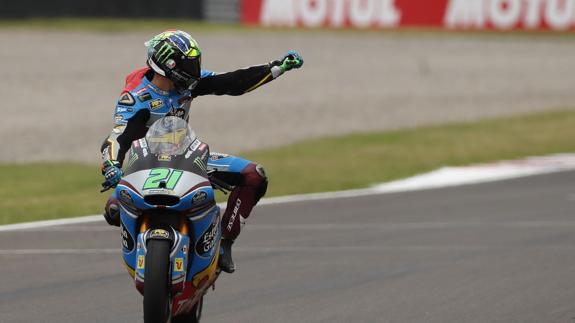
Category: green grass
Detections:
[
  {"x1": 1, "y1": 18, "x2": 575, "y2": 39},
  {"x1": 2, "y1": 109, "x2": 575, "y2": 225},
  {"x1": 0, "y1": 163, "x2": 102, "y2": 224},
  {"x1": 243, "y1": 109, "x2": 575, "y2": 196}
]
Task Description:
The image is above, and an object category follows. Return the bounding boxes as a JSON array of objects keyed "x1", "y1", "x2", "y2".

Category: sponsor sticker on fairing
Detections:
[
  {"x1": 137, "y1": 255, "x2": 145, "y2": 269},
  {"x1": 190, "y1": 139, "x2": 201, "y2": 151},
  {"x1": 195, "y1": 216, "x2": 219, "y2": 257},
  {"x1": 150, "y1": 229, "x2": 170, "y2": 239},
  {"x1": 121, "y1": 223, "x2": 135, "y2": 252},
  {"x1": 146, "y1": 188, "x2": 174, "y2": 195},
  {"x1": 126, "y1": 151, "x2": 139, "y2": 168},
  {"x1": 175, "y1": 258, "x2": 184, "y2": 272},
  {"x1": 191, "y1": 191, "x2": 208, "y2": 205},
  {"x1": 119, "y1": 190, "x2": 134, "y2": 205},
  {"x1": 138, "y1": 139, "x2": 149, "y2": 157},
  {"x1": 194, "y1": 157, "x2": 207, "y2": 172}
]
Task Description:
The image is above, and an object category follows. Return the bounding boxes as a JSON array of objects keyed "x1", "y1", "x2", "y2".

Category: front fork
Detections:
[{"x1": 134, "y1": 214, "x2": 191, "y2": 296}]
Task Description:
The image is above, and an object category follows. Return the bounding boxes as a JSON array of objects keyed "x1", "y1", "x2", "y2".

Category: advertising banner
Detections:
[{"x1": 241, "y1": 0, "x2": 575, "y2": 31}]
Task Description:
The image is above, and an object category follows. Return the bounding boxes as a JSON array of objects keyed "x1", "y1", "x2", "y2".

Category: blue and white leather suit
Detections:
[{"x1": 102, "y1": 65, "x2": 276, "y2": 240}]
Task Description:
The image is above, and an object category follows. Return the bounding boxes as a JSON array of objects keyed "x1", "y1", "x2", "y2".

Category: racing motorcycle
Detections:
[{"x1": 103, "y1": 116, "x2": 230, "y2": 323}]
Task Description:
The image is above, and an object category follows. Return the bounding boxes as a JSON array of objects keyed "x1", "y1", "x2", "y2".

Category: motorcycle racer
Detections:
[{"x1": 100, "y1": 30, "x2": 303, "y2": 273}]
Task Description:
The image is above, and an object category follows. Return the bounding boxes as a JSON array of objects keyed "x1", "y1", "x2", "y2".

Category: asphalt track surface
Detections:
[{"x1": 1, "y1": 171, "x2": 575, "y2": 323}]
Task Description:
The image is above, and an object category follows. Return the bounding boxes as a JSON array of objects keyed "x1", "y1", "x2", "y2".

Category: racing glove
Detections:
[
  {"x1": 101, "y1": 160, "x2": 123, "y2": 189},
  {"x1": 270, "y1": 50, "x2": 304, "y2": 78}
]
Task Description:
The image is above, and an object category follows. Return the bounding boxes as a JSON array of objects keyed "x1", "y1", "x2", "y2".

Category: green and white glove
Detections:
[
  {"x1": 279, "y1": 50, "x2": 304, "y2": 72},
  {"x1": 270, "y1": 50, "x2": 304, "y2": 78}
]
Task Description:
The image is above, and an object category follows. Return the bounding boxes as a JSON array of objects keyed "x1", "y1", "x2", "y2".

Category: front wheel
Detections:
[
  {"x1": 143, "y1": 239, "x2": 171, "y2": 323},
  {"x1": 172, "y1": 297, "x2": 203, "y2": 323}
]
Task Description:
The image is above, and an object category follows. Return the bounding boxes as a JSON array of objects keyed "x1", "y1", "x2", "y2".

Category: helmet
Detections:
[{"x1": 145, "y1": 30, "x2": 202, "y2": 92}]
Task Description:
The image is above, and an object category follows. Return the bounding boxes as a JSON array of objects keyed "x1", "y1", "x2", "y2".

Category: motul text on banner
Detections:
[{"x1": 241, "y1": 0, "x2": 575, "y2": 31}]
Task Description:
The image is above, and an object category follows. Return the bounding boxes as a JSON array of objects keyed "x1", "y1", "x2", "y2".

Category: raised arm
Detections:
[{"x1": 193, "y1": 51, "x2": 303, "y2": 97}]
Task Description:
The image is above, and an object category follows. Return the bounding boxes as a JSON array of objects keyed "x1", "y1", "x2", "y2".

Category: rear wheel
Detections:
[{"x1": 143, "y1": 239, "x2": 171, "y2": 323}]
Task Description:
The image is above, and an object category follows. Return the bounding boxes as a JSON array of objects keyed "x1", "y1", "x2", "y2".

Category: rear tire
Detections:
[{"x1": 143, "y1": 239, "x2": 171, "y2": 323}]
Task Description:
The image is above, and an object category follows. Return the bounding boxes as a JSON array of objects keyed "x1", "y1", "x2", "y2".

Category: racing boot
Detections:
[
  {"x1": 103, "y1": 201, "x2": 120, "y2": 227},
  {"x1": 219, "y1": 239, "x2": 235, "y2": 273}
]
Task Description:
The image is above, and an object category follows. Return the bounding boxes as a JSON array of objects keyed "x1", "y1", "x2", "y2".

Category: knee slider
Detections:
[
  {"x1": 243, "y1": 164, "x2": 268, "y2": 201},
  {"x1": 256, "y1": 178, "x2": 268, "y2": 201},
  {"x1": 254, "y1": 164, "x2": 268, "y2": 200}
]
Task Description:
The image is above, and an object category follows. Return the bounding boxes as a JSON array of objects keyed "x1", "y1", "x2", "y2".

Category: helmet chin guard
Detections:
[{"x1": 148, "y1": 58, "x2": 166, "y2": 77}]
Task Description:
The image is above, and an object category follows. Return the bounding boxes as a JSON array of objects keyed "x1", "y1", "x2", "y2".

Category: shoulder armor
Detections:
[
  {"x1": 118, "y1": 92, "x2": 135, "y2": 106},
  {"x1": 114, "y1": 91, "x2": 150, "y2": 126}
]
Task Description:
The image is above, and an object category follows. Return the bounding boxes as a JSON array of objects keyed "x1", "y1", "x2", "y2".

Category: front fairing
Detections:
[
  {"x1": 124, "y1": 137, "x2": 209, "y2": 179},
  {"x1": 118, "y1": 137, "x2": 213, "y2": 214},
  {"x1": 121, "y1": 204, "x2": 222, "y2": 299}
]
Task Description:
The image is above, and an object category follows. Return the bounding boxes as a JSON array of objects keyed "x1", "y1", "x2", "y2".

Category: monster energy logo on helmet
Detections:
[{"x1": 155, "y1": 43, "x2": 175, "y2": 64}]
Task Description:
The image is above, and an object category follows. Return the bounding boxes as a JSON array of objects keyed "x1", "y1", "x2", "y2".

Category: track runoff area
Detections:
[{"x1": 1, "y1": 155, "x2": 575, "y2": 322}]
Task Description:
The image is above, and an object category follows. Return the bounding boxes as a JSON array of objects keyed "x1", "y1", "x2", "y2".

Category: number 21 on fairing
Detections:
[{"x1": 142, "y1": 168, "x2": 183, "y2": 190}]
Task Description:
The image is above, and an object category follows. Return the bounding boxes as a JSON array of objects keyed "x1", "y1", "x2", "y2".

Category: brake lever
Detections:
[
  {"x1": 207, "y1": 170, "x2": 233, "y2": 194},
  {"x1": 212, "y1": 185, "x2": 228, "y2": 195}
]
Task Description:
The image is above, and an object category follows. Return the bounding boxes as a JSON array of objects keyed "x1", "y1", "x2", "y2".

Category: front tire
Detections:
[
  {"x1": 144, "y1": 239, "x2": 171, "y2": 323},
  {"x1": 172, "y1": 297, "x2": 202, "y2": 323}
]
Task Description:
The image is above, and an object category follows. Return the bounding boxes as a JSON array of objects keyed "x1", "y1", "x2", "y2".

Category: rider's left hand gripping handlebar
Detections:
[{"x1": 101, "y1": 160, "x2": 123, "y2": 192}]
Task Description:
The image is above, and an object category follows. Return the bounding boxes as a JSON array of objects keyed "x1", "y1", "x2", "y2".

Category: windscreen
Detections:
[{"x1": 145, "y1": 116, "x2": 196, "y2": 156}]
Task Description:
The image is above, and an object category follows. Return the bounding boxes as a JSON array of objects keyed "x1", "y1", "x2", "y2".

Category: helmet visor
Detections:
[
  {"x1": 172, "y1": 55, "x2": 201, "y2": 91},
  {"x1": 178, "y1": 55, "x2": 201, "y2": 79}
]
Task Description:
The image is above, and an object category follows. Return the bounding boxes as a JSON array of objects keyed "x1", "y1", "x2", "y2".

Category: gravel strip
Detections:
[{"x1": 2, "y1": 30, "x2": 574, "y2": 163}]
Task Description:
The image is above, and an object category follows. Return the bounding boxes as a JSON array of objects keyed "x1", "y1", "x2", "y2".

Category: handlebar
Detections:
[
  {"x1": 100, "y1": 185, "x2": 114, "y2": 193},
  {"x1": 207, "y1": 170, "x2": 234, "y2": 194}
]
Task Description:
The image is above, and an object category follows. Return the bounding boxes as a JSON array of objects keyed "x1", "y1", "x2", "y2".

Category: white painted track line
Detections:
[
  {"x1": 0, "y1": 215, "x2": 102, "y2": 232},
  {"x1": 0, "y1": 249, "x2": 119, "y2": 255},
  {"x1": 2, "y1": 153, "x2": 575, "y2": 232}
]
